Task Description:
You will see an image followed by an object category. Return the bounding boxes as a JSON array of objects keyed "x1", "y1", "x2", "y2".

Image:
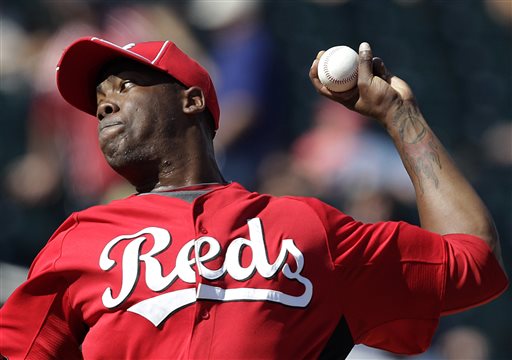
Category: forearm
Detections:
[
  {"x1": 386, "y1": 101, "x2": 503, "y2": 266},
  {"x1": 309, "y1": 42, "x2": 504, "y2": 267}
]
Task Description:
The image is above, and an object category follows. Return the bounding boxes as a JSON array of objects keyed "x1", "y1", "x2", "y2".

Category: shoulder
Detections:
[
  {"x1": 75, "y1": 194, "x2": 140, "y2": 216},
  {"x1": 231, "y1": 182, "x2": 337, "y2": 210},
  {"x1": 239, "y1": 186, "x2": 331, "y2": 214},
  {"x1": 217, "y1": 183, "x2": 346, "y2": 228},
  {"x1": 71, "y1": 193, "x2": 173, "y2": 224},
  {"x1": 280, "y1": 195, "x2": 355, "y2": 229}
]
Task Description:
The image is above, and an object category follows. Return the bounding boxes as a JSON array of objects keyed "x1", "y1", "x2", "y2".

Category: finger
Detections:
[
  {"x1": 309, "y1": 63, "x2": 337, "y2": 97},
  {"x1": 358, "y1": 42, "x2": 373, "y2": 86},
  {"x1": 332, "y1": 86, "x2": 359, "y2": 101},
  {"x1": 310, "y1": 54, "x2": 358, "y2": 100},
  {"x1": 310, "y1": 58, "x2": 320, "y2": 79},
  {"x1": 309, "y1": 68, "x2": 333, "y2": 96},
  {"x1": 309, "y1": 58, "x2": 329, "y2": 93},
  {"x1": 316, "y1": 50, "x2": 325, "y2": 60},
  {"x1": 372, "y1": 57, "x2": 392, "y2": 82}
]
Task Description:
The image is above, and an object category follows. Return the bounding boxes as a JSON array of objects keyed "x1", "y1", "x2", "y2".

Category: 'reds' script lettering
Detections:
[{"x1": 99, "y1": 218, "x2": 313, "y2": 326}]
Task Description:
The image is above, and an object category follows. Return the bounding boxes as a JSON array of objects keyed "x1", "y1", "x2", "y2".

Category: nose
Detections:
[{"x1": 97, "y1": 102, "x2": 120, "y2": 121}]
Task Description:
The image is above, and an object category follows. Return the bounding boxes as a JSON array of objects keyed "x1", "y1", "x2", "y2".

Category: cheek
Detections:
[
  {"x1": 133, "y1": 97, "x2": 174, "y2": 138},
  {"x1": 117, "y1": 96, "x2": 154, "y2": 140},
  {"x1": 129, "y1": 107, "x2": 157, "y2": 140},
  {"x1": 113, "y1": 87, "x2": 176, "y2": 145}
]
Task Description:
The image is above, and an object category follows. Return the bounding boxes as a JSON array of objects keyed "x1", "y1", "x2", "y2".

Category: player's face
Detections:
[{"x1": 96, "y1": 60, "x2": 183, "y2": 179}]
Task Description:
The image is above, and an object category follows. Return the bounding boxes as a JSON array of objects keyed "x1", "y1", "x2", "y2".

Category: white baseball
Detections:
[{"x1": 318, "y1": 46, "x2": 359, "y2": 92}]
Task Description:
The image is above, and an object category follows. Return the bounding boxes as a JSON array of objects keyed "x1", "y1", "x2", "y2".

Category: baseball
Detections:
[{"x1": 318, "y1": 46, "x2": 359, "y2": 92}]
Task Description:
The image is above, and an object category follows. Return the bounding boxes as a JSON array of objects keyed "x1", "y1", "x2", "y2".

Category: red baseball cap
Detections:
[{"x1": 56, "y1": 37, "x2": 220, "y2": 130}]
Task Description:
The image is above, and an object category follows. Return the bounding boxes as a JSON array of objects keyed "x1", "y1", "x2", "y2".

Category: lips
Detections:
[
  {"x1": 98, "y1": 119, "x2": 125, "y2": 146},
  {"x1": 99, "y1": 120, "x2": 124, "y2": 133}
]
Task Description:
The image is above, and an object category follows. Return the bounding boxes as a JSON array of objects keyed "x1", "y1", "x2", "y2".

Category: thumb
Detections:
[{"x1": 358, "y1": 42, "x2": 373, "y2": 86}]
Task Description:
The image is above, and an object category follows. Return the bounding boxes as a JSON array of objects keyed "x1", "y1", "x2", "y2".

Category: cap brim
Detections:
[{"x1": 56, "y1": 37, "x2": 155, "y2": 117}]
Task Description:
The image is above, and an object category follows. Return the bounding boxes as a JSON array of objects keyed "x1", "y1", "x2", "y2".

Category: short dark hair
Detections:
[{"x1": 202, "y1": 111, "x2": 216, "y2": 139}]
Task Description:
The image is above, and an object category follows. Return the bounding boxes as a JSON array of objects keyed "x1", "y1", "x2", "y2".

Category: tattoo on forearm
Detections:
[
  {"x1": 393, "y1": 105, "x2": 442, "y2": 193},
  {"x1": 393, "y1": 105, "x2": 426, "y2": 144}
]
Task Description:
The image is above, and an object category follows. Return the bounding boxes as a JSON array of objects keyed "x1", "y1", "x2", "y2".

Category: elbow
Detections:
[
  {"x1": 462, "y1": 220, "x2": 503, "y2": 270},
  {"x1": 479, "y1": 224, "x2": 505, "y2": 272}
]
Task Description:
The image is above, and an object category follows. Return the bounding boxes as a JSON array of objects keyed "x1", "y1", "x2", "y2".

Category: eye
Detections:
[{"x1": 120, "y1": 80, "x2": 134, "y2": 93}]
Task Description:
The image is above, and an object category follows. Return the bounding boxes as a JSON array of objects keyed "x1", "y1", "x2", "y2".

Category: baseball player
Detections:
[{"x1": 0, "y1": 38, "x2": 507, "y2": 359}]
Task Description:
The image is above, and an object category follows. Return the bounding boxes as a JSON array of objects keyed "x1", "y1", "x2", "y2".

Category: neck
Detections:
[
  {"x1": 143, "y1": 157, "x2": 226, "y2": 193},
  {"x1": 134, "y1": 129, "x2": 225, "y2": 193}
]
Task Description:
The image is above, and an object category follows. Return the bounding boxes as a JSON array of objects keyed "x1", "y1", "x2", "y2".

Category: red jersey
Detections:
[{"x1": 0, "y1": 183, "x2": 507, "y2": 359}]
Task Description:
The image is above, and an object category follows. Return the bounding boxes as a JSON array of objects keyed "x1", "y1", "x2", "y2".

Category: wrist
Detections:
[{"x1": 384, "y1": 100, "x2": 423, "y2": 140}]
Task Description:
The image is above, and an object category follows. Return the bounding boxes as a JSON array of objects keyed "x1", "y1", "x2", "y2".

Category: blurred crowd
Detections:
[{"x1": 1, "y1": 0, "x2": 510, "y2": 358}]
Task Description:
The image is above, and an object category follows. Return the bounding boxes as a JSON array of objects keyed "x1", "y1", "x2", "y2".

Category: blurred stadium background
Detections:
[{"x1": 1, "y1": 1, "x2": 510, "y2": 358}]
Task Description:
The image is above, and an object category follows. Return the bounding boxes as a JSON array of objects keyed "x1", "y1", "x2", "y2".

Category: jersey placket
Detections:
[{"x1": 187, "y1": 196, "x2": 217, "y2": 358}]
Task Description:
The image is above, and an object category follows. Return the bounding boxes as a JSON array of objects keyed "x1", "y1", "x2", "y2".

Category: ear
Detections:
[{"x1": 181, "y1": 86, "x2": 206, "y2": 115}]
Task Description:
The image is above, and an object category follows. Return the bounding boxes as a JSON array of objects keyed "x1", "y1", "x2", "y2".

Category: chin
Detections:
[
  {"x1": 102, "y1": 149, "x2": 132, "y2": 174},
  {"x1": 104, "y1": 151, "x2": 158, "y2": 185},
  {"x1": 102, "y1": 142, "x2": 134, "y2": 168}
]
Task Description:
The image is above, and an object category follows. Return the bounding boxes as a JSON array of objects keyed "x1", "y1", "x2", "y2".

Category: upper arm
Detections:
[
  {"x1": 334, "y1": 220, "x2": 446, "y2": 354},
  {"x1": 0, "y1": 279, "x2": 85, "y2": 359},
  {"x1": 301, "y1": 197, "x2": 508, "y2": 354},
  {"x1": 442, "y1": 233, "x2": 508, "y2": 314},
  {"x1": 0, "y1": 216, "x2": 85, "y2": 359}
]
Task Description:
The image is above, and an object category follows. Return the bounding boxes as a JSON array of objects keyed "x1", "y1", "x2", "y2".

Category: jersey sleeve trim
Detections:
[
  {"x1": 442, "y1": 283, "x2": 507, "y2": 315},
  {"x1": 440, "y1": 233, "x2": 508, "y2": 315}
]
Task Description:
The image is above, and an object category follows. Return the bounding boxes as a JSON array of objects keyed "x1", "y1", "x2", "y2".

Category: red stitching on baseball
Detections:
[{"x1": 323, "y1": 48, "x2": 357, "y2": 84}]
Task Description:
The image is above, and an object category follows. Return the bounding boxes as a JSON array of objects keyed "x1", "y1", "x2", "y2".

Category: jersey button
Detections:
[
  {"x1": 200, "y1": 309, "x2": 210, "y2": 320},
  {"x1": 199, "y1": 226, "x2": 208, "y2": 234}
]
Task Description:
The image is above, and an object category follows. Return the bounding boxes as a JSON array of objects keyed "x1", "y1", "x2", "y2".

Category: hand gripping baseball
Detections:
[{"x1": 310, "y1": 42, "x2": 415, "y2": 128}]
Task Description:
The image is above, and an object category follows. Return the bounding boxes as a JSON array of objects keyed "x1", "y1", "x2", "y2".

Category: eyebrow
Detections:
[
  {"x1": 96, "y1": 75, "x2": 117, "y2": 95},
  {"x1": 96, "y1": 83, "x2": 105, "y2": 95}
]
